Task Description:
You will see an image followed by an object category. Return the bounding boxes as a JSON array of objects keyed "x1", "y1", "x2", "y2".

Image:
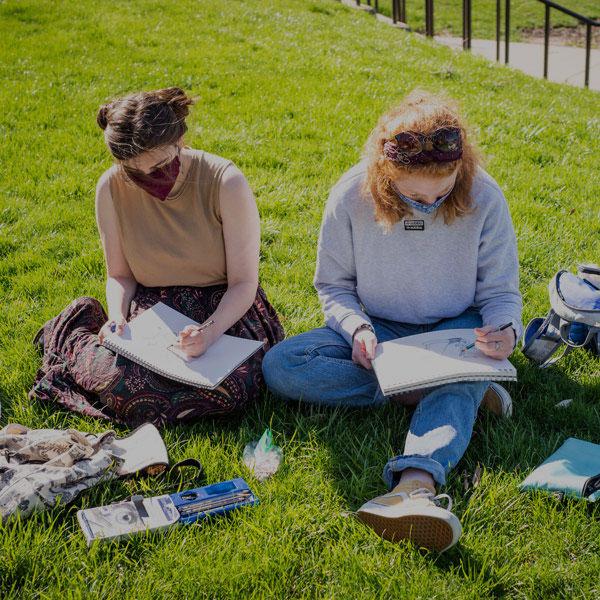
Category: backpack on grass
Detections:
[{"x1": 521, "y1": 264, "x2": 600, "y2": 368}]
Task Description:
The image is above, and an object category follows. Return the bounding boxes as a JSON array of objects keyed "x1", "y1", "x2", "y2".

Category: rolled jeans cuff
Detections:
[{"x1": 383, "y1": 454, "x2": 447, "y2": 489}]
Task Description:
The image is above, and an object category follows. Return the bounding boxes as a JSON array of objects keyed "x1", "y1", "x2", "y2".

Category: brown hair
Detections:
[
  {"x1": 362, "y1": 89, "x2": 480, "y2": 231},
  {"x1": 97, "y1": 87, "x2": 194, "y2": 160}
]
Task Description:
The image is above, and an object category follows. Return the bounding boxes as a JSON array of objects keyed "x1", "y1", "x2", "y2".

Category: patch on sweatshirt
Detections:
[{"x1": 404, "y1": 219, "x2": 425, "y2": 231}]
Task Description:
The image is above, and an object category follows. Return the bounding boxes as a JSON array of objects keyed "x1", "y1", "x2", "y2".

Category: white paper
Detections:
[
  {"x1": 103, "y1": 302, "x2": 264, "y2": 389},
  {"x1": 371, "y1": 328, "x2": 516, "y2": 396}
]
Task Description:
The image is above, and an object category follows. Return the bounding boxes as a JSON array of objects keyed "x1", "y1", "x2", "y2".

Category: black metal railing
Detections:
[
  {"x1": 351, "y1": 0, "x2": 599, "y2": 88},
  {"x1": 537, "y1": 0, "x2": 598, "y2": 87}
]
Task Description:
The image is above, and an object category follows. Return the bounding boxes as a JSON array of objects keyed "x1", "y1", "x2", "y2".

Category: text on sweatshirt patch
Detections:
[{"x1": 404, "y1": 219, "x2": 425, "y2": 231}]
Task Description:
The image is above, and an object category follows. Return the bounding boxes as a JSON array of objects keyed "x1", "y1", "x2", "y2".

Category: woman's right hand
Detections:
[
  {"x1": 352, "y1": 329, "x2": 378, "y2": 370},
  {"x1": 98, "y1": 316, "x2": 127, "y2": 344}
]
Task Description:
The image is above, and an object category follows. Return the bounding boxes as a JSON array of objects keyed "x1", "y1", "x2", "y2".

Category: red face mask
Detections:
[{"x1": 126, "y1": 155, "x2": 181, "y2": 200}]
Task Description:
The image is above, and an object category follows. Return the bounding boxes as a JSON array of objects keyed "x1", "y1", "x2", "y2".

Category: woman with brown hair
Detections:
[
  {"x1": 262, "y1": 90, "x2": 522, "y2": 552},
  {"x1": 31, "y1": 87, "x2": 284, "y2": 427}
]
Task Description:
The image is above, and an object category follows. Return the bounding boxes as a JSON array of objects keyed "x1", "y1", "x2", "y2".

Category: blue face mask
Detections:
[{"x1": 394, "y1": 186, "x2": 454, "y2": 215}]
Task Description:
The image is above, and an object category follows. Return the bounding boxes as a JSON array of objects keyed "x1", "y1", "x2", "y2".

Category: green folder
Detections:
[{"x1": 520, "y1": 438, "x2": 600, "y2": 502}]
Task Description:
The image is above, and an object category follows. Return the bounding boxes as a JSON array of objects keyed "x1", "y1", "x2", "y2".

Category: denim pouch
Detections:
[{"x1": 520, "y1": 438, "x2": 600, "y2": 502}]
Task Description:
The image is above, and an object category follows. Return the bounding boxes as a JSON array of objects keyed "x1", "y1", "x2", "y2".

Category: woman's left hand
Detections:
[
  {"x1": 473, "y1": 325, "x2": 515, "y2": 360},
  {"x1": 173, "y1": 325, "x2": 214, "y2": 360}
]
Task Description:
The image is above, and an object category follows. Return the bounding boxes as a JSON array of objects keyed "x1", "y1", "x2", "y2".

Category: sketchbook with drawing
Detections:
[
  {"x1": 371, "y1": 328, "x2": 517, "y2": 396},
  {"x1": 102, "y1": 302, "x2": 264, "y2": 389}
]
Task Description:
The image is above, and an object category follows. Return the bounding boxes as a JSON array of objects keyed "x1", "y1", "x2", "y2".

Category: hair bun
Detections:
[
  {"x1": 99, "y1": 88, "x2": 193, "y2": 160},
  {"x1": 96, "y1": 103, "x2": 111, "y2": 130},
  {"x1": 154, "y1": 86, "x2": 194, "y2": 119}
]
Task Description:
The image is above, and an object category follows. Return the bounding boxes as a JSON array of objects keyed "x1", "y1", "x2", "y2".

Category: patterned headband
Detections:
[{"x1": 383, "y1": 127, "x2": 463, "y2": 165}]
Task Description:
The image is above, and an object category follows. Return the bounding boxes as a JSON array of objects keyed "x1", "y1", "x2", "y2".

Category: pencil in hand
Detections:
[{"x1": 462, "y1": 322, "x2": 513, "y2": 353}]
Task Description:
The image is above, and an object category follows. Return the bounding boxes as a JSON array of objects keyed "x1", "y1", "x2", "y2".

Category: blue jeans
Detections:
[{"x1": 262, "y1": 308, "x2": 489, "y2": 487}]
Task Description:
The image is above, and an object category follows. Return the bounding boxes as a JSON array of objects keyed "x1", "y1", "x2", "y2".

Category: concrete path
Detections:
[
  {"x1": 340, "y1": 0, "x2": 599, "y2": 91},
  {"x1": 437, "y1": 36, "x2": 600, "y2": 91}
]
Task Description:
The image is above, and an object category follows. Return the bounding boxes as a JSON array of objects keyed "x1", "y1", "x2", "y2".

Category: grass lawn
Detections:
[
  {"x1": 1, "y1": 0, "x2": 600, "y2": 597},
  {"x1": 374, "y1": 0, "x2": 600, "y2": 43}
]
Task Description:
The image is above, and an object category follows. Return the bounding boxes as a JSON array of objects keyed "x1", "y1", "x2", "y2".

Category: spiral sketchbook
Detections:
[
  {"x1": 371, "y1": 328, "x2": 517, "y2": 396},
  {"x1": 102, "y1": 302, "x2": 264, "y2": 389}
]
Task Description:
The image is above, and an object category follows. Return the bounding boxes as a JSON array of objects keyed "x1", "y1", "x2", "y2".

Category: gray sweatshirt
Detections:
[{"x1": 314, "y1": 162, "x2": 523, "y2": 346}]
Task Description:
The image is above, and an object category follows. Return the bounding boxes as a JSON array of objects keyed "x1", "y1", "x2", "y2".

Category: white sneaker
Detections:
[
  {"x1": 357, "y1": 485, "x2": 461, "y2": 552},
  {"x1": 481, "y1": 382, "x2": 513, "y2": 417}
]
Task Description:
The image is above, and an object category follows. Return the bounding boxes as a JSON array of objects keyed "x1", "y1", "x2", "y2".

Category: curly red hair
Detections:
[{"x1": 362, "y1": 90, "x2": 480, "y2": 230}]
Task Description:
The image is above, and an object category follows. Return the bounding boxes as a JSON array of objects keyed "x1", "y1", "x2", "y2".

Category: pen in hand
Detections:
[
  {"x1": 462, "y1": 322, "x2": 513, "y2": 353},
  {"x1": 168, "y1": 320, "x2": 216, "y2": 361},
  {"x1": 175, "y1": 319, "x2": 215, "y2": 345},
  {"x1": 198, "y1": 319, "x2": 215, "y2": 331}
]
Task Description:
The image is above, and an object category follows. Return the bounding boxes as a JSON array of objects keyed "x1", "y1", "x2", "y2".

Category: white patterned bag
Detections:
[{"x1": 0, "y1": 423, "x2": 168, "y2": 520}]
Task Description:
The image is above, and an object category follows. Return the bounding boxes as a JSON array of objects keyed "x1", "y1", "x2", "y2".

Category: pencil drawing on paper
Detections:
[{"x1": 422, "y1": 335, "x2": 473, "y2": 358}]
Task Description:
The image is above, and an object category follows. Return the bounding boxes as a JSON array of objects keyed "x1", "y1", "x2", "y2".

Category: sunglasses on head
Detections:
[
  {"x1": 394, "y1": 127, "x2": 462, "y2": 154},
  {"x1": 386, "y1": 127, "x2": 462, "y2": 165}
]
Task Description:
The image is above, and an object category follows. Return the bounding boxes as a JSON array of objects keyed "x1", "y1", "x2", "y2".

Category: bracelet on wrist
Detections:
[{"x1": 352, "y1": 323, "x2": 374, "y2": 342}]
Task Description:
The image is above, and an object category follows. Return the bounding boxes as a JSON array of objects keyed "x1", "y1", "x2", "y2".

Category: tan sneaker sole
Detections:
[{"x1": 357, "y1": 510, "x2": 455, "y2": 551}]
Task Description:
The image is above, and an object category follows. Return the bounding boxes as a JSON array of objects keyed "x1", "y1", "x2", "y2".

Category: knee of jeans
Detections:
[
  {"x1": 262, "y1": 340, "x2": 302, "y2": 395},
  {"x1": 424, "y1": 382, "x2": 485, "y2": 412}
]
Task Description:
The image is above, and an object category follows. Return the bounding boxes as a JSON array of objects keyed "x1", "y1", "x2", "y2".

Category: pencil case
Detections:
[{"x1": 77, "y1": 477, "x2": 258, "y2": 545}]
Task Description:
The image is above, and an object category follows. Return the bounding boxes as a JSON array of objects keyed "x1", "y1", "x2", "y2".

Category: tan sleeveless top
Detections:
[{"x1": 108, "y1": 149, "x2": 231, "y2": 287}]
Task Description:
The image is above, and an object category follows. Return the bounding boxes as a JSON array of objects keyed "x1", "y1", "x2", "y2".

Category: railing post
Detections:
[
  {"x1": 400, "y1": 0, "x2": 406, "y2": 23},
  {"x1": 585, "y1": 22, "x2": 592, "y2": 88},
  {"x1": 543, "y1": 4, "x2": 550, "y2": 78},
  {"x1": 374, "y1": 0, "x2": 378, "y2": 12},
  {"x1": 467, "y1": 0, "x2": 472, "y2": 48},
  {"x1": 504, "y1": 0, "x2": 510, "y2": 64},
  {"x1": 462, "y1": 0, "x2": 472, "y2": 50},
  {"x1": 425, "y1": 0, "x2": 434, "y2": 37},
  {"x1": 463, "y1": 0, "x2": 467, "y2": 49},
  {"x1": 496, "y1": 0, "x2": 501, "y2": 61}
]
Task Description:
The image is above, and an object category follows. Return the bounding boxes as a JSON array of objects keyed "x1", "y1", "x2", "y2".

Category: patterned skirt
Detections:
[{"x1": 29, "y1": 284, "x2": 285, "y2": 428}]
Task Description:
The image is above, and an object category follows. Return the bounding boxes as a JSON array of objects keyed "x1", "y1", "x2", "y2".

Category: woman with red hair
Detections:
[{"x1": 263, "y1": 90, "x2": 522, "y2": 552}]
